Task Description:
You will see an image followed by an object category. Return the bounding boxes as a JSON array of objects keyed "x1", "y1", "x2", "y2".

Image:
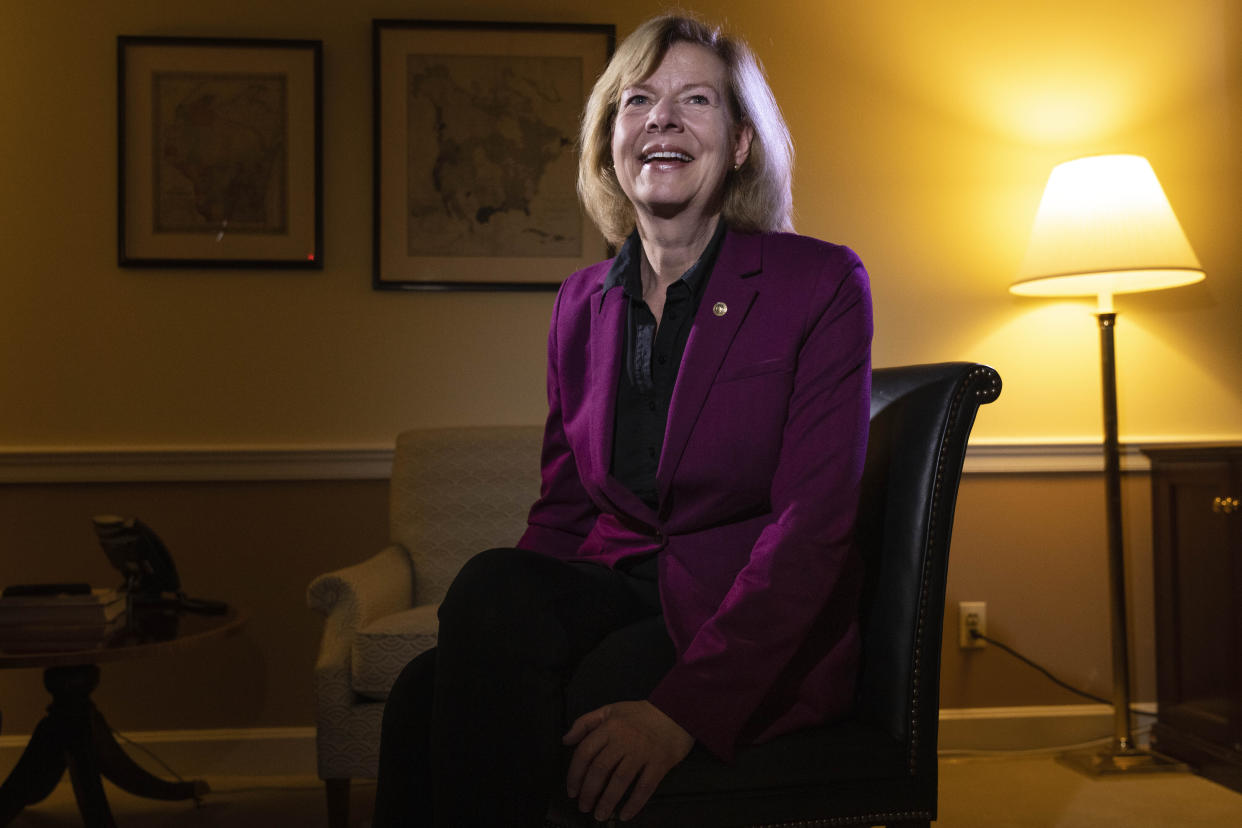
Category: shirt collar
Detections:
[{"x1": 602, "y1": 218, "x2": 727, "y2": 299}]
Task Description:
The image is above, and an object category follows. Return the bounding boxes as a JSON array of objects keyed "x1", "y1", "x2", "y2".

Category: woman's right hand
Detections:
[{"x1": 563, "y1": 700, "x2": 693, "y2": 822}]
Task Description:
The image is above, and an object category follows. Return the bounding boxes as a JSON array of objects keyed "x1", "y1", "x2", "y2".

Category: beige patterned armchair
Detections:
[{"x1": 306, "y1": 426, "x2": 543, "y2": 828}]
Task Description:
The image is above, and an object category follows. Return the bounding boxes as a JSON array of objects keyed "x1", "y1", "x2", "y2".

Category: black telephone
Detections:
[{"x1": 91, "y1": 515, "x2": 228, "y2": 615}]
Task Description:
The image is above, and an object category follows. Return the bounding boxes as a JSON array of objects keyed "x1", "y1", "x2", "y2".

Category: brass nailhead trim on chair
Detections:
[{"x1": 905, "y1": 365, "x2": 1001, "y2": 775}]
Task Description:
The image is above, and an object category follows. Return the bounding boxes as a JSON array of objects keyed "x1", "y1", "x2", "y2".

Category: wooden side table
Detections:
[
  {"x1": 0, "y1": 605, "x2": 244, "y2": 827},
  {"x1": 1145, "y1": 445, "x2": 1242, "y2": 793}
]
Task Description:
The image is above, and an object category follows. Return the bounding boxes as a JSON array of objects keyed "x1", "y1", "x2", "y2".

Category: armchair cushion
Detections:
[{"x1": 352, "y1": 603, "x2": 441, "y2": 701}]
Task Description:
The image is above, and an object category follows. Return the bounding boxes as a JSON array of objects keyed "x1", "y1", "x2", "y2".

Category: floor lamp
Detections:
[{"x1": 1011, "y1": 154, "x2": 1206, "y2": 774}]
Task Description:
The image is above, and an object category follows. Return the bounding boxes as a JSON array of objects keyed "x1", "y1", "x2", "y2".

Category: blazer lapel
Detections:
[
  {"x1": 588, "y1": 281, "x2": 664, "y2": 525},
  {"x1": 587, "y1": 283, "x2": 626, "y2": 489},
  {"x1": 657, "y1": 231, "x2": 763, "y2": 508}
]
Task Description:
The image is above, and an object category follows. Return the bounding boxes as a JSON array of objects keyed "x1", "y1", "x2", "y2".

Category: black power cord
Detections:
[
  {"x1": 112, "y1": 729, "x2": 188, "y2": 784},
  {"x1": 969, "y1": 629, "x2": 1157, "y2": 718},
  {"x1": 111, "y1": 729, "x2": 207, "y2": 808}
]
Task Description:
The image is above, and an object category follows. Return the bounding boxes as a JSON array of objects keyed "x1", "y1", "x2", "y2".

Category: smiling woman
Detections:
[
  {"x1": 373, "y1": 13, "x2": 873, "y2": 828},
  {"x1": 609, "y1": 42, "x2": 751, "y2": 248},
  {"x1": 578, "y1": 15, "x2": 793, "y2": 247}
]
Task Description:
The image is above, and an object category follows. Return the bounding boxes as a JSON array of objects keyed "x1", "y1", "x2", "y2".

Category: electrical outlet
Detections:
[{"x1": 959, "y1": 601, "x2": 987, "y2": 649}]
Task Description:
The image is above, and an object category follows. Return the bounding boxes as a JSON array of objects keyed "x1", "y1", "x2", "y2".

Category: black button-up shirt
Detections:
[{"x1": 603, "y1": 219, "x2": 727, "y2": 509}]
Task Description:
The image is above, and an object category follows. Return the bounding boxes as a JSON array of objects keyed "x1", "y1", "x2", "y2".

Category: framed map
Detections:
[
  {"x1": 373, "y1": 20, "x2": 614, "y2": 291},
  {"x1": 118, "y1": 37, "x2": 322, "y2": 268}
]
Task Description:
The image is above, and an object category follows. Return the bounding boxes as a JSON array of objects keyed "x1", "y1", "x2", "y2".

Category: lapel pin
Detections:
[{"x1": 712, "y1": 301, "x2": 728, "y2": 317}]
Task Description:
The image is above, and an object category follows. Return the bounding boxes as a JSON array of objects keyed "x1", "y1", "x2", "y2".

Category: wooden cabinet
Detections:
[{"x1": 1145, "y1": 446, "x2": 1242, "y2": 792}]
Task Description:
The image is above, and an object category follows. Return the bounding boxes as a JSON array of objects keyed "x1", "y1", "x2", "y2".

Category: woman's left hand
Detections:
[{"x1": 563, "y1": 700, "x2": 694, "y2": 821}]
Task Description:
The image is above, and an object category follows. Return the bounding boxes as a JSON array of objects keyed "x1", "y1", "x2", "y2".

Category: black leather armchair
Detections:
[{"x1": 548, "y1": 362, "x2": 1002, "y2": 828}]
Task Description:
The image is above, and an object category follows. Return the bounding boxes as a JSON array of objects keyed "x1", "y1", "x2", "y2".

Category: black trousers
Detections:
[{"x1": 373, "y1": 547, "x2": 675, "y2": 828}]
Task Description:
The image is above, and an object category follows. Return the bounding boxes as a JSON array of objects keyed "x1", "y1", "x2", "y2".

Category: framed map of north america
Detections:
[{"x1": 373, "y1": 20, "x2": 614, "y2": 291}]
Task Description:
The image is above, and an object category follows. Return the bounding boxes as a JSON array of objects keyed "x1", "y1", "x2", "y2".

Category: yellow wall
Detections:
[{"x1": 2, "y1": 0, "x2": 1239, "y2": 450}]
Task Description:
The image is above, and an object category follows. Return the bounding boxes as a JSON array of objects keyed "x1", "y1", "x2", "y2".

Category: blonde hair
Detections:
[{"x1": 578, "y1": 14, "x2": 795, "y2": 246}]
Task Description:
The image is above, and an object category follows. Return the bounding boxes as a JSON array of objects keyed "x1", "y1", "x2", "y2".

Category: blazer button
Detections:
[{"x1": 712, "y1": 301, "x2": 728, "y2": 317}]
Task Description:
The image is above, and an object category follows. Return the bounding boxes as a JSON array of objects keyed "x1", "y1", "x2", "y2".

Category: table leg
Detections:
[
  {"x1": 65, "y1": 729, "x2": 116, "y2": 828},
  {"x1": 0, "y1": 716, "x2": 69, "y2": 825},
  {"x1": 46, "y1": 664, "x2": 116, "y2": 828},
  {"x1": 0, "y1": 663, "x2": 208, "y2": 828}
]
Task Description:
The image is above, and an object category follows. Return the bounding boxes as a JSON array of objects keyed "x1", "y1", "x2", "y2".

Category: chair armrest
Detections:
[
  {"x1": 307, "y1": 545, "x2": 416, "y2": 711},
  {"x1": 307, "y1": 544, "x2": 416, "y2": 628}
]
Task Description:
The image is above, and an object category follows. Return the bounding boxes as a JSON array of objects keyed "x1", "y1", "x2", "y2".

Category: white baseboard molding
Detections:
[
  {"x1": 0, "y1": 726, "x2": 317, "y2": 779},
  {"x1": 0, "y1": 707, "x2": 1159, "y2": 780},
  {"x1": 939, "y1": 703, "x2": 1159, "y2": 752},
  {"x1": 5, "y1": 440, "x2": 1236, "y2": 483}
]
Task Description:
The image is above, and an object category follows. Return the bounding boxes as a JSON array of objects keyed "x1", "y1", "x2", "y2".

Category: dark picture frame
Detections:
[
  {"x1": 118, "y1": 36, "x2": 323, "y2": 268},
  {"x1": 373, "y1": 20, "x2": 615, "y2": 291}
]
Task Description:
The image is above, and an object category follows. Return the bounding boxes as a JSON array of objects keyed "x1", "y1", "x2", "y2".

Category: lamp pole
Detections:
[
  {"x1": 1057, "y1": 310, "x2": 1183, "y2": 774},
  {"x1": 1097, "y1": 311, "x2": 1134, "y2": 753}
]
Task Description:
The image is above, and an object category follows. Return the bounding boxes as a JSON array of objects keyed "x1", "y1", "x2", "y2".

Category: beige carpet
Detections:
[
  {"x1": 7, "y1": 757, "x2": 1242, "y2": 826},
  {"x1": 938, "y1": 755, "x2": 1242, "y2": 827},
  {"x1": 6, "y1": 774, "x2": 371, "y2": 827}
]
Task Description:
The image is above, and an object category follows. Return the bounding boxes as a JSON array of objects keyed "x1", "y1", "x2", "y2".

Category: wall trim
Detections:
[
  {"x1": 938, "y1": 703, "x2": 1158, "y2": 752},
  {"x1": 0, "y1": 439, "x2": 1234, "y2": 483},
  {"x1": 0, "y1": 707, "x2": 1159, "y2": 778}
]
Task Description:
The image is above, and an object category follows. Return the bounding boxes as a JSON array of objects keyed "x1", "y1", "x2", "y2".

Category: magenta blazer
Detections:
[{"x1": 517, "y1": 229, "x2": 872, "y2": 760}]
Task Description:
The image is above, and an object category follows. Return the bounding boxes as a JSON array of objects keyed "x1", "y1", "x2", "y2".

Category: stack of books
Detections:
[{"x1": 0, "y1": 586, "x2": 128, "y2": 653}]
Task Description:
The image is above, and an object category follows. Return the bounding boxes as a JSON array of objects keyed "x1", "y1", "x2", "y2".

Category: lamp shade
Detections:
[{"x1": 1012, "y1": 155, "x2": 1204, "y2": 307}]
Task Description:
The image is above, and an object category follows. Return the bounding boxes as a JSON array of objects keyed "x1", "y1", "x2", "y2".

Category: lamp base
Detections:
[{"x1": 1057, "y1": 744, "x2": 1188, "y2": 777}]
